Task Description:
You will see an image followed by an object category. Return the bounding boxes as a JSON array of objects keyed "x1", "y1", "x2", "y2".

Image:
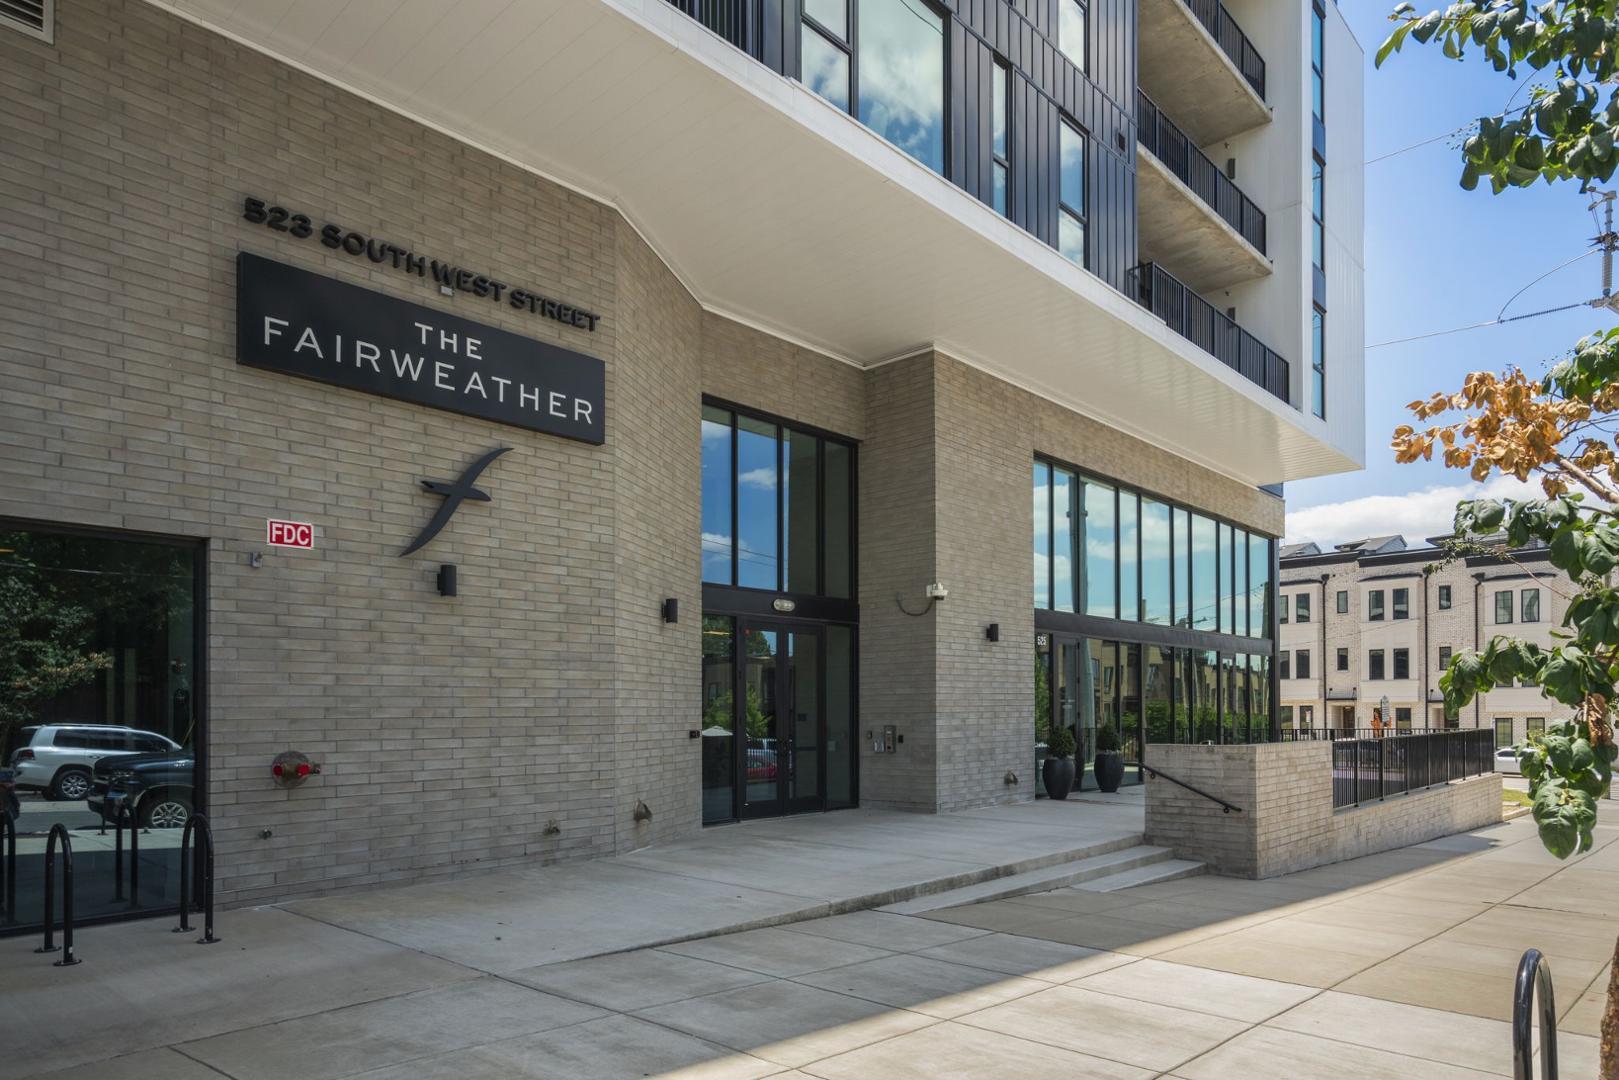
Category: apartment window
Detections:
[
  {"x1": 991, "y1": 60, "x2": 1011, "y2": 215},
  {"x1": 1296, "y1": 649, "x2": 1311, "y2": 680},
  {"x1": 1494, "y1": 718, "x2": 1514, "y2": 747},
  {"x1": 1521, "y1": 588, "x2": 1540, "y2": 623},
  {"x1": 1296, "y1": 593, "x2": 1311, "y2": 623},
  {"x1": 1058, "y1": 121, "x2": 1088, "y2": 266},
  {"x1": 1393, "y1": 648, "x2": 1409, "y2": 680},
  {"x1": 1368, "y1": 590, "x2": 1384, "y2": 621},
  {"x1": 1311, "y1": 306, "x2": 1326, "y2": 420},
  {"x1": 1311, "y1": 2, "x2": 1325, "y2": 123},
  {"x1": 1336, "y1": 647, "x2": 1348, "y2": 671},
  {"x1": 1279, "y1": 651, "x2": 1291, "y2": 680},
  {"x1": 1495, "y1": 590, "x2": 1514, "y2": 624},
  {"x1": 1395, "y1": 707, "x2": 1413, "y2": 732},
  {"x1": 1311, "y1": 155, "x2": 1325, "y2": 273},
  {"x1": 1279, "y1": 595, "x2": 1289, "y2": 624},
  {"x1": 1526, "y1": 717, "x2": 1546, "y2": 736},
  {"x1": 1336, "y1": 589, "x2": 1348, "y2": 614},
  {"x1": 1280, "y1": 705, "x2": 1294, "y2": 729},
  {"x1": 801, "y1": 0, "x2": 946, "y2": 175},
  {"x1": 1300, "y1": 705, "x2": 1314, "y2": 729},
  {"x1": 1369, "y1": 649, "x2": 1385, "y2": 680},
  {"x1": 1392, "y1": 588, "x2": 1409, "y2": 620},
  {"x1": 1438, "y1": 584, "x2": 1452, "y2": 610},
  {"x1": 1438, "y1": 645, "x2": 1452, "y2": 670},
  {"x1": 1058, "y1": 0, "x2": 1088, "y2": 72}
]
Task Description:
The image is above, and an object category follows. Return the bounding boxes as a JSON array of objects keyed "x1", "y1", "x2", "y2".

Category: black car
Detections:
[{"x1": 88, "y1": 750, "x2": 194, "y2": 829}]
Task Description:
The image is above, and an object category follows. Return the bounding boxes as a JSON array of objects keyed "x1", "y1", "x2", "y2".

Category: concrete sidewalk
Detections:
[{"x1": 0, "y1": 793, "x2": 1148, "y2": 1078}]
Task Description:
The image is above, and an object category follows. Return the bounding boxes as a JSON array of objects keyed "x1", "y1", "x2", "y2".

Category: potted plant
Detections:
[
  {"x1": 1041, "y1": 726, "x2": 1076, "y2": 800},
  {"x1": 1094, "y1": 724, "x2": 1125, "y2": 793}
]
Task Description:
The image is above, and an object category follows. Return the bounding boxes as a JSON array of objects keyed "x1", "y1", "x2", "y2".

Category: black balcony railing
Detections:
[
  {"x1": 1180, "y1": 0, "x2": 1265, "y2": 99},
  {"x1": 1331, "y1": 729, "x2": 1496, "y2": 808},
  {"x1": 666, "y1": 0, "x2": 753, "y2": 51},
  {"x1": 1128, "y1": 262, "x2": 1290, "y2": 404},
  {"x1": 1137, "y1": 91, "x2": 1266, "y2": 254}
]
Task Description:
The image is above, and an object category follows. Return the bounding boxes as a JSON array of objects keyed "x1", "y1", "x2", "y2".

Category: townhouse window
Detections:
[
  {"x1": 1494, "y1": 718, "x2": 1514, "y2": 747},
  {"x1": 1495, "y1": 590, "x2": 1514, "y2": 624},
  {"x1": 1058, "y1": 0, "x2": 1088, "y2": 73},
  {"x1": 1296, "y1": 649, "x2": 1311, "y2": 680},
  {"x1": 1311, "y1": 2, "x2": 1325, "y2": 123},
  {"x1": 1526, "y1": 716, "x2": 1546, "y2": 736},
  {"x1": 1311, "y1": 306, "x2": 1326, "y2": 420},
  {"x1": 1279, "y1": 651, "x2": 1290, "y2": 680},
  {"x1": 1437, "y1": 584, "x2": 1452, "y2": 610},
  {"x1": 991, "y1": 60, "x2": 1011, "y2": 216},
  {"x1": 1336, "y1": 647, "x2": 1348, "y2": 671},
  {"x1": 1300, "y1": 705, "x2": 1315, "y2": 729},
  {"x1": 1392, "y1": 588, "x2": 1408, "y2": 620},
  {"x1": 1369, "y1": 649, "x2": 1385, "y2": 680},
  {"x1": 1368, "y1": 590, "x2": 1384, "y2": 621},
  {"x1": 1521, "y1": 588, "x2": 1540, "y2": 623},
  {"x1": 1280, "y1": 705, "x2": 1295, "y2": 729},
  {"x1": 1395, "y1": 707, "x2": 1413, "y2": 732},
  {"x1": 1311, "y1": 155, "x2": 1325, "y2": 273},
  {"x1": 1058, "y1": 120, "x2": 1088, "y2": 267},
  {"x1": 1336, "y1": 589, "x2": 1348, "y2": 614},
  {"x1": 801, "y1": 0, "x2": 946, "y2": 175},
  {"x1": 1296, "y1": 593, "x2": 1311, "y2": 623},
  {"x1": 1438, "y1": 645, "x2": 1452, "y2": 670},
  {"x1": 1280, "y1": 596, "x2": 1289, "y2": 624},
  {"x1": 1393, "y1": 648, "x2": 1409, "y2": 680}
]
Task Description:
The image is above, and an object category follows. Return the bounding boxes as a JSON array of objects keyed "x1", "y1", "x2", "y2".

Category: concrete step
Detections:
[
  {"x1": 1074, "y1": 857, "x2": 1206, "y2": 892},
  {"x1": 878, "y1": 844, "x2": 1173, "y2": 914}
]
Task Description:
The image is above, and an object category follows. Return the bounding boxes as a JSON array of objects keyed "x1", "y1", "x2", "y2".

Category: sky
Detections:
[{"x1": 1282, "y1": 3, "x2": 1619, "y2": 548}]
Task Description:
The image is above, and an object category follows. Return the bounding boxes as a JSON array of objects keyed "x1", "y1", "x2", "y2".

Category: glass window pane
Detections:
[
  {"x1": 1083, "y1": 479, "x2": 1117, "y2": 619},
  {"x1": 784, "y1": 429, "x2": 819, "y2": 594},
  {"x1": 1033, "y1": 462, "x2": 1051, "y2": 609},
  {"x1": 1221, "y1": 523, "x2": 1237, "y2": 635},
  {"x1": 1171, "y1": 507, "x2": 1190, "y2": 630},
  {"x1": 1193, "y1": 649, "x2": 1219, "y2": 742},
  {"x1": 1118, "y1": 492, "x2": 1139, "y2": 622},
  {"x1": 1121, "y1": 643, "x2": 1142, "y2": 772},
  {"x1": 1058, "y1": 212, "x2": 1086, "y2": 266},
  {"x1": 805, "y1": 0, "x2": 846, "y2": 39},
  {"x1": 736, "y1": 415, "x2": 779, "y2": 589},
  {"x1": 1060, "y1": 123, "x2": 1086, "y2": 214},
  {"x1": 826, "y1": 625, "x2": 856, "y2": 807},
  {"x1": 701, "y1": 406, "x2": 733, "y2": 585},
  {"x1": 992, "y1": 162, "x2": 1008, "y2": 215},
  {"x1": 824, "y1": 441, "x2": 853, "y2": 599},
  {"x1": 1053, "y1": 467, "x2": 1075, "y2": 612},
  {"x1": 1058, "y1": 0, "x2": 1087, "y2": 71},
  {"x1": 1248, "y1": 534, "x2": 1270, "y2": 637},
  {"x1": 702, "y1": 616, "x2": 737, "y2": 823},
  {"x1": 858, "y1": 0, "x2": 945, "y2": 173},
  {"x1": 802, "y1": 27, "x2": 851, "y2": 112},
  {"x1": 1249, "y1": 654, "x2": 1270, "y2": 742},
  {"x1": 992, "y1": 63, "x2": 1008, "y2": 159},
  {"x1": 1191, "y1": 514, "x2": 1217, "y2": 634},
  {"x1": 1141, "y1": 499, "x2": 1170, "y2": 625},
  {"x1": 1144, "y1": 644, "x2": 1172, "y2": 746}
]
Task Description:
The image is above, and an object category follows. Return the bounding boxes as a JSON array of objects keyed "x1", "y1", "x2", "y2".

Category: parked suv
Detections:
[
  {"x1": 88, "y1": 751, "x2": 195, "y2": 828},
  {"x1": 8, "y1": 724, "x2": 181, "y2": 802}
]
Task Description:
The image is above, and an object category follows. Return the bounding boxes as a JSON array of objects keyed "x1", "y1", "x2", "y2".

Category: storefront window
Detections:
[
  {"x1": 825, "y1": 442, "x2": 854, "y2": 599},
  {"x1": 0, "y1": 526, "x2": 202, "y2": 931},
  {"x1": 1118, "y1": 492, "x2": 1139, "y2": 622},
  {"x1": 701, "y1": 405, "x2": 733, "y2": 584},
  {"x1": 1248, "y1": 535, "x2": 1270, "y2": 637},
  {"x1": 1033, "y1": 463, "x2": 1051, "y2": 610},
  {"x1": 784, "y1": 429, "x2": 819, "y2": 594},
  {"x1": 1141, "y1": 499, "x2": 1170, "y2": 626},
  {"x1": 701, "y1": 616, "x2": 737, "y2": 823},
  {"x1": 1052, "y1": 467, "x2": 1075, "y2": 612},
  {"x1": 1171, "y1": 507, "x2": 1190, "y2": 629},
  {"x1": 736, "y1": 415, "x2": 779, "y2": 590},
  {"x1": 1191, "y1": 514, "x2": 1217, "y2": 634},
  {"x1": 1083, "y1": 479, "x2": 1116, "y2": 619}
]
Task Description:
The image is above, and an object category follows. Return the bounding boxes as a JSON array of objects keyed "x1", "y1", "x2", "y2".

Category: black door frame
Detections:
[{"x1": 734, "y1": 617, "x2": 827, "y2": 819}]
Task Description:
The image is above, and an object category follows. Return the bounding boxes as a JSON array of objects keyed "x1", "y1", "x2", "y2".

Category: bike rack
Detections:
[
  {"x1": 174, "y1": 813, "x2": 219, "y2": 944},
  {"x1": 0, "y1": 810, "x2": 15, "y2": 925},
  {"x1": 110, "y1": 803, "x2": 140, "y2": 908},
  {"x1": 34, "y1": 823, "x2": 81, "y2": 966},
  {"x1": 1513, "y1": 948, "x2": 1558, "y2": 1079}
]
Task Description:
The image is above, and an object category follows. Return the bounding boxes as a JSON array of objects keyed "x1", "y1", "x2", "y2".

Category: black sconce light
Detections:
[
  {"x1": 985, "y1": 623, "x2": 1000, "y2": 642},
  {"x1": 662, "y1": 598, "x2": 679, "y2": 624},
  {"x1": 437, "y1": 564, "x2": 457, "y2": 597}
]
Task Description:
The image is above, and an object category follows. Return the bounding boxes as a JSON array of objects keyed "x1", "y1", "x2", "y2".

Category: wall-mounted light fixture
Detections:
[
  {"x1": 437, "y1": 564, "x2": 457, "y2": 597},
  {"x1": 985, "y1": 623, "x2": 1000, "y2": 642},
  {"x1": 662, "y1": 598, "x2": 679, "y2": 623}
]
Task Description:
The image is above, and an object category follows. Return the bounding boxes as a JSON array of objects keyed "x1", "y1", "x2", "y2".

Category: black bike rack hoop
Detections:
[
  {"x1": 175, "y1": 812, "x2": 219, "y2": 945},
  {"x1": 35, "y1": 823, "x2": 81, "y2": 966}
]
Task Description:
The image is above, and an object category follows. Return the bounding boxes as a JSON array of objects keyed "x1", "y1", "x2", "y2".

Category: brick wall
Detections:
[{"x1": 1145, "y1": 741, "x2": 1502, "y2": 877}]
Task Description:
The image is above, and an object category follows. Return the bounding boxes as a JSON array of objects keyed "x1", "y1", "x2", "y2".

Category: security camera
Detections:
[{"x1": 925, "y1": 582, "x2": 949, "y2": 601}]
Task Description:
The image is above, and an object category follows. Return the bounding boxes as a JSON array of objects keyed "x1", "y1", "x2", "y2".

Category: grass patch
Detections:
[{"x1": 1502, "y1": 789, "x2": 1532, "y2": 809}]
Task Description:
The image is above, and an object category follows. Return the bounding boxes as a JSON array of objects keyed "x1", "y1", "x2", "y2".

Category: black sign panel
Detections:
[{"x1": 236, "y1": 253, "x2": 605, "y2": 445}]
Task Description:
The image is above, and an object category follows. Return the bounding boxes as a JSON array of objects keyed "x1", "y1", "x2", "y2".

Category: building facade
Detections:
[
  {"x1": 0, "y1": 0, "x2": 1363, "y2": 932},
  {"x1": 1278, "y1": 536, "x2": 1567, "y2": 744}
]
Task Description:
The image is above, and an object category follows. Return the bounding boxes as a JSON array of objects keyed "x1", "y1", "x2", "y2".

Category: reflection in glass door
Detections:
[{"x1": 740, "y1": 626, "x2": 783, "y2": 815}]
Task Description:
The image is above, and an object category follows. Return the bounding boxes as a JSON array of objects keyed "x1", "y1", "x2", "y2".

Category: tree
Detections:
[
  {"x1": 0, "y1": 551, "x2": 110, "y2": 754},
  {"x1": 1381, "y1": 5, "x2": 1619, "y2": 1072}
]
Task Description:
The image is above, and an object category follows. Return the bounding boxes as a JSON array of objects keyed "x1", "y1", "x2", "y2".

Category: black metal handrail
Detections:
[
  {"x1": 1137, "y1": 91, "x2": 1266, "y2": 254},
  {"x1": 0, "y1": 808, "x2": 15, "y2": 926},
  {"x1": 1128, "y1": 761, "x2": 1243, "y2": 814},
  {"x1": 1179, "y1": 0, "x2": 1265, "y2": 99},
  {"x1": 665, "y1": 0, "x2": 753, "y2": 51},
  {"x1": 35, "y1": 823, "x2": 81, "y2": 966},
  {"x1": 1332, "y1": 728, "x2": 1495, "y2": 808},
  {"x1": 1128, "y1": 261, "x2": 1290, "y2": 404},
  {"x1": 176, "y1": 812, "x2": 219, "y2": 945},
  {"x1": 111, "y1": 803, "x2": 140, "y2": 908},
  {"x1": 1513, "y1": 948, "x2": 1558, "y2": 1079}
]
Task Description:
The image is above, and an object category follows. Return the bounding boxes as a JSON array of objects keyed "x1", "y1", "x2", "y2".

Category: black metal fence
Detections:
[
  {"x1": 1332, "y1": 729, "x2": 1495, "y2": 808},
  {"x1": 665, "y1": 0, "x2": 753, "y2": 51},
  {"x1": 1137, "y1": 91, "x2": 1266, "y2": 254},
  {"x1": 1282, "y1": 727, "x2": 1445, "y2": 742},
  {"x1": 1179, "y1": 0, "x2": 1266, "y2": 99},
  {"x1": 1128, "y1": 262, "x2": 1290, "y2": 404}
]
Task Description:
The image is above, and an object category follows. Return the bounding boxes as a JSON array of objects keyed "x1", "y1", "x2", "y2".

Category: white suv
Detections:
[{"x1": 9, "y1": 725, "x2": 181, "y2": 802}]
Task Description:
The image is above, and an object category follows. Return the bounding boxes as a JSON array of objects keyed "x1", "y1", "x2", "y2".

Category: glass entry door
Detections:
[{"x1": 738, "y1": 621, "x2": 824, "y2": 818}]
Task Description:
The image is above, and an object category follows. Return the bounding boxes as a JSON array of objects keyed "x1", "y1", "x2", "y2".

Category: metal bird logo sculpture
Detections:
[{"x1": 400, "y1": 447, "x2": 512, "y2": 556}]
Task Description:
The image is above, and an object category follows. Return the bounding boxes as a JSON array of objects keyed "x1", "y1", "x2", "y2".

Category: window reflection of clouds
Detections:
[
  {"x1": 858, "y1": 0, "x2": 944, "y2": 173},
  {"x1": 802, "y1": 29, "x2": 850, "y2": 111}
]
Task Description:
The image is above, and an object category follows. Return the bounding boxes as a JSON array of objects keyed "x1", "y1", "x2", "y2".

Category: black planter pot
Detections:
[
  {"x1": 1041, "y1": 756, "x2": 1076, "y2": 800},
  {"x1": 1094, "y1": 750, "x2": 1125, "y2": 793}
]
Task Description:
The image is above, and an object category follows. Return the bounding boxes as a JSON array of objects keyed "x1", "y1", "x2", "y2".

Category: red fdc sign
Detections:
[{"x1": 266, "y1": 519, "x2": 314, "y2": 549}]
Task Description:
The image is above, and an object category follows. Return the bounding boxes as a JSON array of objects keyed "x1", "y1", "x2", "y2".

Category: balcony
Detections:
[
  {"x1": 1130, "y1": 262, "x2": 1290, "y2": 405},
  {"x1": 1138, "y1": 0, "x2": 1271, "y2": 145},
  {"x1": 1136, "y1": 91, "x2": 1270, "y2": 294}
]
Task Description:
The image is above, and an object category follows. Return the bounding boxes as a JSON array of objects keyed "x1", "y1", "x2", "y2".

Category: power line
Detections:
[{"x1": 1367, "y1": 300, "x2": 1596, "y2": 350}]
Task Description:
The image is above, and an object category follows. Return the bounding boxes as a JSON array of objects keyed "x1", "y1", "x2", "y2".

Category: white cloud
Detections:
[{"x1": 1285, "y1": 474, "x2": 1543, "y2": 549}]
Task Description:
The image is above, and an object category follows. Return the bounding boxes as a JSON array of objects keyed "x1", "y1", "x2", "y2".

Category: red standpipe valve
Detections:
[{"x1": 270, "y1": 751, "x2": 321, "y2": 789}]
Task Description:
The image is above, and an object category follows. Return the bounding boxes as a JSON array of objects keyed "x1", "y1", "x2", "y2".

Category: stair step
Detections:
[
  {"x1": 879, "y1": 844, "x2": 1173, "y2": 914},
  {"x1": 1074, "y1": 858, "x2": 1206, "y2": 892}
]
